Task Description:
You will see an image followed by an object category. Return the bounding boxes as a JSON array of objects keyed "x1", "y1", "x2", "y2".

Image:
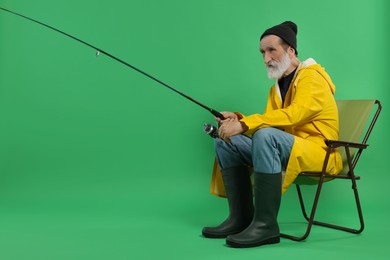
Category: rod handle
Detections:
[{"x1": 210, "y1": 109, "x2": 224, "y2": 120}]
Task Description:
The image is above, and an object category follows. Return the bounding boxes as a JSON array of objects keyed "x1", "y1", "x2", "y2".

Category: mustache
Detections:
[{"x1": 266, "y1": 61, "x2": 278, "y2": 68}]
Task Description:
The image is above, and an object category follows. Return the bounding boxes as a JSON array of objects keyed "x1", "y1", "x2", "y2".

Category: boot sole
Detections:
[
  {"x1": 202, "y1": 232, "x2": 228, "y2": 239},
  {"x1": 202, "y1": 228, "x2": 246, "y2": 238},
  {"x1": 202, "y1": 226, "x2": 249, "y2": 239},
  {"x1": 226, "y1": 236, "x2": 280, "y2": 248},
  {"x1": 202, "y1": 229, "x2": 241, "y2": 238}
]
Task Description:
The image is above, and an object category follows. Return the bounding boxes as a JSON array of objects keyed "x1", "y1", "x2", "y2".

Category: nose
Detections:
[{"x1": 263, "y1": 52, "x2": 272, "y2": 65}]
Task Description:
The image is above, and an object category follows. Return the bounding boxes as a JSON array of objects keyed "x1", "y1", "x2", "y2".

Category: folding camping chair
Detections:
[{"x1": 280, "y1": 100, "x2": 382, "y2": 241}]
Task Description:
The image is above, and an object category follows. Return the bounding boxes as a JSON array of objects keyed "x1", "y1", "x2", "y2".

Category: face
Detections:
[{"x1": 260, "y1": 35, "x2": 293, "y2": 80}]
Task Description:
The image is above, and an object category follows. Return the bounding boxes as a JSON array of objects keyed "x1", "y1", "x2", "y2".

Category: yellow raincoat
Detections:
[{"x1": 210, "y1": 58, "x2": 343, "y2": 196}]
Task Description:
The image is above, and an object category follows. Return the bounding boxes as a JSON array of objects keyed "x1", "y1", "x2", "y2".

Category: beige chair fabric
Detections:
[
  {"x1": 294, "y1": 100, "x2": 376, "y2": 184},
  {"x1": 336, "y1": 100, "x2": 375, "y2": 174}
]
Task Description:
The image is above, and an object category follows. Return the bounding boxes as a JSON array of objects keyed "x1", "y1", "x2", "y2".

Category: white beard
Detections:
[{"x1": 266, "y1": 52, "x2": 292, "y2": 80}]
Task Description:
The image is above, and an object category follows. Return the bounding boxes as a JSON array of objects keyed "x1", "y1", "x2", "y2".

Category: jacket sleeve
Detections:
[{"x1": 240, "y1": 69, "x2": 330, "y2": 135}]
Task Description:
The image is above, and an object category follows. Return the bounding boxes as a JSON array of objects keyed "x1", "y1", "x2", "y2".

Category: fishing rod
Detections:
[{"x1": 0, "y1": 7, "x2": 224, "y2": 122}]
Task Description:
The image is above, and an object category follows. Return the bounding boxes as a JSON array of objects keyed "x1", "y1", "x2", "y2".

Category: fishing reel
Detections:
[{"x1": 203, "y1": 123, "x2": 219, "y2": 138}]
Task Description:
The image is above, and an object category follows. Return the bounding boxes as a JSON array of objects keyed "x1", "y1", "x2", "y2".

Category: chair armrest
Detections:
[{"x1": 325, "y1": 139, "x2": 368, "y2": 149}]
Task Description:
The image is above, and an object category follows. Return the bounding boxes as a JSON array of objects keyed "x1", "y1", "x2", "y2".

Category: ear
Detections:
[
  {"x1": 287, "y1": 46, "x2": 297, "y2": 58},
  {"x1": 288, "y1": 46, "x2": 295, "y2": 55}
]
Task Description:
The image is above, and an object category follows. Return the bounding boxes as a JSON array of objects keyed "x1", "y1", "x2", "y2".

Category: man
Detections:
[{"x1": 202, "y1": 21, "x2": 343, "y2": 248}]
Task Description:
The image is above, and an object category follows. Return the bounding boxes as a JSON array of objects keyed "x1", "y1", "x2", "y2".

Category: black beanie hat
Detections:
[{"x1": 260, "y1": 21, "x2": 298, "y2": 55}]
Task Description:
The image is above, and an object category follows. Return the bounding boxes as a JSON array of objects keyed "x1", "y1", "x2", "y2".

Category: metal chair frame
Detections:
[{"x1": 281, "y1": 100, "x2": 382, "y2": 241}]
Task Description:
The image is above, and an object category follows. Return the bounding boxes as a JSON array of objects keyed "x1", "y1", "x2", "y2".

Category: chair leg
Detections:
[
  {"x1": 303, "y1": 179, "x2": 364, "y2": 233},
  {"x1": 281, "y1": 179, "x2": 365, "y2": 241},
  {"x1": 280, "y1": 182, "x2": 324, "y2": 241},
  {"x1": 345, "y1": 172, "x2": 365, "y2": 234},
  {"x1": 296, "y1": 185, "x2": 310, "y2": 221}
]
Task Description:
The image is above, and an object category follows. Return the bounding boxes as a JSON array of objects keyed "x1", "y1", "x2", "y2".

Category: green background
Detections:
[{"x1": 0, "y1": 0, "x2": 388, "y2": 259}]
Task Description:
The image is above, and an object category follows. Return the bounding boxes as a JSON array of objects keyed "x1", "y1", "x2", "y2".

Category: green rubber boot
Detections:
[
  {"x1": 202, "y1": 166, "x2": 254, "y2": 238},
  {"x1": 226, "y1": 172, "x2": 282, "y2": 247}
]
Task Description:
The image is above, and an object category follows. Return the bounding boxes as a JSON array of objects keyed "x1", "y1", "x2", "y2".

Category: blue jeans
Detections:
[{"x1": 214, "y1": 128, "x2": 294, "y2": 174}]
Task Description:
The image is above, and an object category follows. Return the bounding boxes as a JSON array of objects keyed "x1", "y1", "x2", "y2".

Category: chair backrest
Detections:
[{"x1": 336, "y1": 100, "x2": 376, "y2": 174}]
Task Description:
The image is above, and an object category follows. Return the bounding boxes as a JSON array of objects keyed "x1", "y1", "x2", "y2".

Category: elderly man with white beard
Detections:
[{"x1": 202, "y1": 21, "x2": 342, "y2": 248}]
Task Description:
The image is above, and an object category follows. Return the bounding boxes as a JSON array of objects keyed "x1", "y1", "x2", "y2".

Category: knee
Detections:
[
  {"x1": 214, "y1": 138, "x2": 228, "y2": 156},
  {"x1": 214, "y1": 135, "x2": 250, "y2": 156},
  {"x1": 252, "y1": 128, "x2": 277, "y2": 145},
  {"x1": 214, "y1": 135, "x2": 247, "y2": 150}
]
